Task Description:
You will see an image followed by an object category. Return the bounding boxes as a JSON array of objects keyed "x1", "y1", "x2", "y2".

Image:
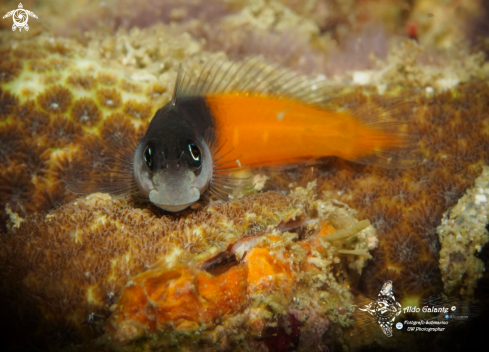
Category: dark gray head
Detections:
[{"x1": 133, "y1": 100, "x2": 214, "y2": 212}]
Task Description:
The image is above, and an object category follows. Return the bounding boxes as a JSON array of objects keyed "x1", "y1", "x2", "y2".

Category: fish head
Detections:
[{"x1": 133, "y1": 106, "x2": 213, "y2": 212}]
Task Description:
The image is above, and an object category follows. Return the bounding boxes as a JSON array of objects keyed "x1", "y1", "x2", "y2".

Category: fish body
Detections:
[
  {"x1": 67, "y1": 59, "x2": 419, "y2": 211},
  {"x1": 206, "y1": 93, "x2": 409, "y2": 167}
]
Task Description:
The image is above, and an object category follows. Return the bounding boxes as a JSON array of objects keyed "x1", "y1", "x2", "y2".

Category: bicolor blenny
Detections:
[{"x1": 66, "y1": 58, "x2": 419, "y2": 211}]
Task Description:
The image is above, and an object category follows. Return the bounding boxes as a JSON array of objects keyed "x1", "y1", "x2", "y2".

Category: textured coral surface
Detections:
[
  {"x1": 1, "y1": 0, "x2": 489, "y2": 351},
  {"x1": 0, "y1": 185, "x2": 377, "y2": 351}
]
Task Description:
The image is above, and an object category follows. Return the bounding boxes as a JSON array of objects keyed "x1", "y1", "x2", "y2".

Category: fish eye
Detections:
[
  {"x1": 188, "y1": 142, "x2": 201, "y2": 164},
  {"x1": 143, "y1": 146, "x2": 153, "y2": 170}
]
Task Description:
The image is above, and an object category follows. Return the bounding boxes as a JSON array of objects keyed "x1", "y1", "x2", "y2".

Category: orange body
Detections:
[{"x1": 205, "y1": 93, "x2": 406, "y2": 167}]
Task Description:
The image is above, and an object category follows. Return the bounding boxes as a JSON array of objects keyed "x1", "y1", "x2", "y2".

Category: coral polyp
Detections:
[
  {"x1": 71, "y1": 97, "x2": 102, "y2": 126},
  {"x1": 96, "y1": 88, "x2": 122, "y2": 109},
  {"x1": 37, "y1": 85, "x2": 73, "y2": 113},
  {"x1": 0, "y1": 60, "x2": 22, "y2": 83}
]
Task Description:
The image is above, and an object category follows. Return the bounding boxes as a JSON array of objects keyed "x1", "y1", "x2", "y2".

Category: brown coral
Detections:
[
  {"x1": 0, "y1": 190, "x2": 374, "y2": 350},
  {"x1": 386, "y1": 232, "x2": 422, "y2": 266},
  {"x1": 66, "y1": 73, "x2": 97, "y2": 90},
  {"x1": 400, "y1": 260, "x2": 443, "y2": 296},
  {"x1": 0, "y1": 166, "x2": 36, "y2": 226},
  {"x1": 17, "y1": 101, "x2": 51, "y2": 138},
  {"x1": 96, "y1": 88, "x2": 122, "y2": 109},
  {"x1": 29, "y1": 58, "x2": 70, "y2": 72},
  {"x1": 298, "y1": 82, "x2": 489, "y2": 302},
  {"x1": 71, "y1": 97, "x2": 102, "y2": 126},
  {"x1": 123, "y1": 99, "x2": 153, "y2": 120},
  {"x1": 0, "y1": 88, "x2": 19, "y2": 119},
  {"x1": 0, "y1": 124, "x2": 25, "y2": 167},
  {"x1": 120, "y1": 79, "x2": 142, "y2": 93},
  {"x1": 100, "y1": 113, "x2": 137, "y2": 142},
  {"x1": 37, "y1": 85, "x2": 73, "y2": 114},
  {"x1": 97, "y1": 72, "x2": 118, "y2": 86},
  {"x1": 41, "y1": 116, "x2": 84, "y2": 147},
  {"x1": 0, "y1": 60, "x2": 22, "y2": 83},
  {"x1": 0, "y1": 192, "x2": 288, "y2": 340},
  {"x1": 146, "y1": 82, "x2": 167, "y2": 99},
  {"x1": 12, "y1": 46, "x2": 47, "y2": 59}
]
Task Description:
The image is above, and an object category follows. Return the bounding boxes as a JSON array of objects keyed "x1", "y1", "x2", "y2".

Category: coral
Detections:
[
  {"x1": 0, "y1": 35, "x2": 167, "y2": 231},
  {"x1": 0, "y1": 88, "x2": 18, "y2": 119},
  {"x1": 0, "y1": 59, "x2": 22, "y2": 83},
  {"x1": 96, "y1": 88, "x2": 122, "y2": 109},
  {"x1": 71, "y1": 97, "x2": 102, "y2": 126},
  {"x1": 37, "y1": 85, "x2": 73, "y2": 113},
  {"x1": 29, "y1": 58, "x2": 70, "y2": 72},
  {"x1": 0, "y1": 123, "x2": 25, "y2": 166},
  {"x1": 362, "y1": 202, "x2": 403, "y2": 238},
  {"x1": 31, "y1": 180, "x2": 75, "y2": 213},
  {"x1": 0, "y1": 187, "x2": 377, "y2": 351},
  {"x1": 16, "y1": 142, "x2": 51, "y2": 177},
  {"x1": 100, "y1": 113, "x2": 138, "y2": 141},
  {"x1": 0, "y1": 166, "x2": 35, "y2": 225},
  {"x1": 11, "y1": 45, "x2": 46, "y2": 59},
  {"x1": 120, "y1": 79, "x2": 142, "y2": 93},
  {"x1": 426, "y1": 169, "x2": 469, "y2": 209},
  {"x1": 311, "y1": 80, "x2": 489, "y2": 305},
  {"x1": 387, "y1": 232, "x2": 422, "y2": 266},
  {"x1": 351, "y1": 179, "x2": 381, "y2": 208},
  {"x1": 381, "y1": 179, "x2": 422, "y2": 208},
  {"x1": 97, "y1": 72, "x2": 118, "y2": 86},
  {"x1": 411, "y1": 0, "x2": 481, "y2": 49},
  {"x1": 144, "y1": 82, "x2": 166, "y2": 100},
  {"x1": 123, "y1": 99, "x2": 153, "y2": 120},
  {"x1": 41, "y1": 116, "x2": 83, "y2": 147},
  {"x1": 438, "y1": 166, "x2": 489, "y2": 297},
  {"x1": 66, "y1": 73, "x2": 97, "y2": 90},
  {"x1": 400, "y1": 260, "x2": 443, "y2": 296}
]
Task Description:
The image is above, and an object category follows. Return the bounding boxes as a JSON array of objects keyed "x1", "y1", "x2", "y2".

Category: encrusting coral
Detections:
[
  {"x1": 0, "y1": 183, "x2": 378, "y2": 351},
  {"x1": 1, "y1": 0, "x2": 489, "y2": 351},
  {"x1": 438, "y1": 166, "x2": 489, "y2": 298}
]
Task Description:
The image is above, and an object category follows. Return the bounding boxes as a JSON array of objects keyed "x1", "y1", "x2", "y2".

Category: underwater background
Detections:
[{"x1": 1, "y1": 0, "x2": 489, "y2": 351}]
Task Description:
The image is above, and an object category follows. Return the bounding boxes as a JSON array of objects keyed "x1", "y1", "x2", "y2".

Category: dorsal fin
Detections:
[
  {"x1": 172, "y1": 57, "x2": 336, "y2": 108},
  {"x1": 171, "y1": 64, "x2": 185, "y2": 106}
]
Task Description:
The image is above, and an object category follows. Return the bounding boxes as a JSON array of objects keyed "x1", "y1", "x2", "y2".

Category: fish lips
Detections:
[{"x1": 148, "y1": 168, "x2": 201, "y2": 212}]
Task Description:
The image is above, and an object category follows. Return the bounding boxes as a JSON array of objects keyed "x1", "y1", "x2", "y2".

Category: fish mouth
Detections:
[
  {"x1": 154, "y1": 202, "x2": 195, "y2": 212},
  {"x1": 149, "y1": 186, "x2": 200, "y2": 212}
]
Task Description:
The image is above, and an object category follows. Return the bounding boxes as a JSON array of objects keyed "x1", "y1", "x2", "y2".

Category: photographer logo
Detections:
[{"x1": 3, "y1": 3, "x2": 38, "y2": 32}]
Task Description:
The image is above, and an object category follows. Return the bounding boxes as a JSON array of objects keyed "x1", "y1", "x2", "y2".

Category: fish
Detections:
[{"x1": 65, "y1": 58, "x2": 420, "y2": 212}]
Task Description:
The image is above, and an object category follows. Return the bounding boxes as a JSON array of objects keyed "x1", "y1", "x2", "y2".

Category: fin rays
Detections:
[
  {"x1": 174, "y1": 56, "x2": 335, "y2": 107},
  {"x1": 204, "y1": 129, "x2": 253, "y2": 202},
  {"x1": 64, "y1": 133, "x2": 138, "y2": 198}
]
